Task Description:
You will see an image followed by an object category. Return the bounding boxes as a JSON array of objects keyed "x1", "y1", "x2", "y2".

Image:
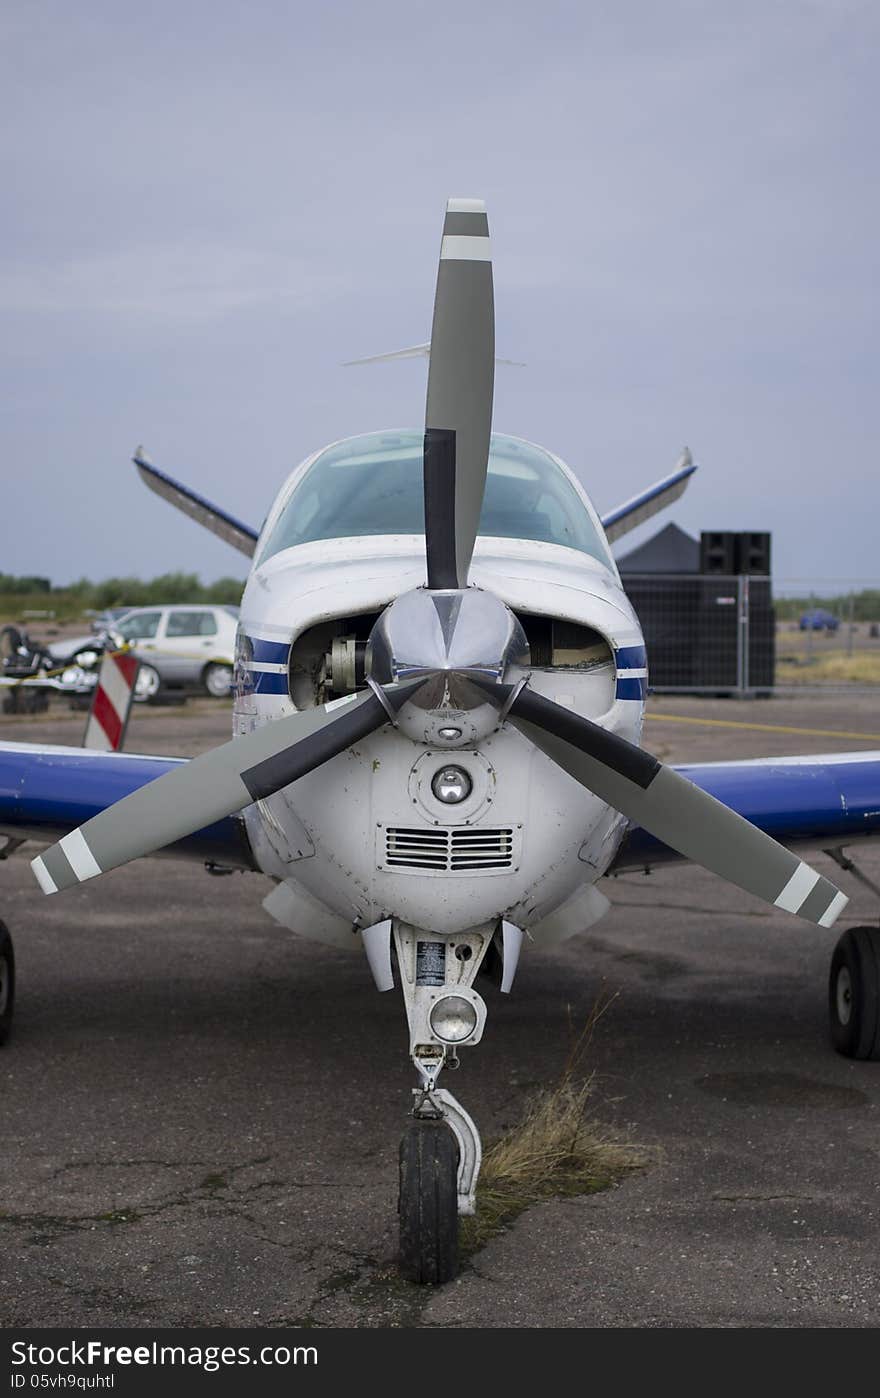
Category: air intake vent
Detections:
[
  {"x1": 385, "y1": 828, "x2": 449, "y2": 870},
  {"x1": 450, "y1": 829, "x2": 515, "y2": 869},
  {"x1": 383, "y1": 826, "x2": 518, "y2": 874}
]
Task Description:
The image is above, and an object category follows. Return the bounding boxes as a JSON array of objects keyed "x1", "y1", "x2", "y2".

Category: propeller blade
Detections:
[
  {"x1": 31, "y1": 682, "x2": 421, "y2": 896},
  {"x1": 482, "y1": 682, "x2": 848, "y2": 928},
  {"x1": 424, "y1": 197, "x2": 495, "y2": 589}
]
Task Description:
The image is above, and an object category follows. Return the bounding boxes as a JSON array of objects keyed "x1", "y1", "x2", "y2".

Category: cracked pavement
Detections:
[{"x1": 1, "y1": 695, "x2": 879, "y2": 1327}]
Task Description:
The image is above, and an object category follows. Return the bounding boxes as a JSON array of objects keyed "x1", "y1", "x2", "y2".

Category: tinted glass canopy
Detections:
[{"x1": 257, "y1": 431, "x2": 611, "y2": 567}]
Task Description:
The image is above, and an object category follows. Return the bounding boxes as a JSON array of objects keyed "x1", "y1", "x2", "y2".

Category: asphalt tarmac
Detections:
[{"x1": 1, "y1": 693, "x2": 879, "y2": 1328}]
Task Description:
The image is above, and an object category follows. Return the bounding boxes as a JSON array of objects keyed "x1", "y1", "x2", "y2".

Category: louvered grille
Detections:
[
  {"x1": 384, "y1": 827, "x2": 516, "y2": 872},
  {"x1": 385, "y1": 828, "x2": 449, "y2": 870},
  {"x1": 450, "y1": 828, "x2": 514, "y2": 869}
]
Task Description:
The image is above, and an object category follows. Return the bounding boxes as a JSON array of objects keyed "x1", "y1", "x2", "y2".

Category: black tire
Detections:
[
  {"x1": 398, "y1": 1118, "x2": 459, "y2": 1284},
  {"x1": 0, "y1": 922, "x2": 15, "y2": 1047},
  {"x1": 829, "y1": 926, "x2": 880, "y2": 1061}
]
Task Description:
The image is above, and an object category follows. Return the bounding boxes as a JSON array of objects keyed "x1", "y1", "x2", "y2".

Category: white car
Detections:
[{"x1": 111, "y1": 604, "x2": 239, "y2": 699}]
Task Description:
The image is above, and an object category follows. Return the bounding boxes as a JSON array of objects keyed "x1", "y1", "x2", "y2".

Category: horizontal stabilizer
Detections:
[
  {"x1": 133, "y1": 448, "x2": 259, "y2": 558},
  {"x1": 601, "y1": 450, "x2": 696, "y2": 544}
]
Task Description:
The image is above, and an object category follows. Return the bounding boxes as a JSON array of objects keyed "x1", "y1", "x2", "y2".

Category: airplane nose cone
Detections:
[{"x1": 367, "y1": 587, "x2": 528, "y2": 740}]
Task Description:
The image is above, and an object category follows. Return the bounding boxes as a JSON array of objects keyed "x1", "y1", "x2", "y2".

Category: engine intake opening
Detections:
[{"x1": 288, "y1": 608, "x2": 613, "y2": 708}]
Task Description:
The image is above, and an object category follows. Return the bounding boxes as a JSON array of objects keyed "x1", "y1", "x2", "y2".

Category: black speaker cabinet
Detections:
[
  {"x1": 735, "y1": 532, "x2": 771, "y2": 576},
  {"x1": 700, "y1": 531, "x2": 738, "y2": 574}
]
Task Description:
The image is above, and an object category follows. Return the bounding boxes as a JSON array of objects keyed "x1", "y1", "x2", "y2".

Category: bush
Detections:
[{"x1": 0, "y1": 571, "x2": 245, "y2": 623}]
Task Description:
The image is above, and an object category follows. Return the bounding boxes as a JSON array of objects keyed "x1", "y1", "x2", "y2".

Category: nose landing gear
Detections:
[{"x1": 359, "y1": 918, "x2": 520, "y2": 1283}]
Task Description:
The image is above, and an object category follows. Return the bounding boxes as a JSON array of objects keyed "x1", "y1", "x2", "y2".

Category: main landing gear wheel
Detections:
[
  {"x1": 829, "y1": 926, "x2": 880, "y2": 1061},
  {"x1": 0, "y1": 922, "x2": 15, "y2": 1047},
  {"x1": 398, "y1": 1118, "x2": 459, "y2": 1284}
]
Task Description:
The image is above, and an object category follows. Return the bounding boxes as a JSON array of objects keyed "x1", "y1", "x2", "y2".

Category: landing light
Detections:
[
  {"x1": 431, "y1": 766, "x2": 472, "y2": 804},
  {"x1": 429, "y1": 994, "x2": 478, "y2": 1044}
]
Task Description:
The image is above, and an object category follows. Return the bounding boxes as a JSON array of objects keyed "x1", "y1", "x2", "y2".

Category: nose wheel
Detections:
[
  {"x1": 399, "y1": 1116, "x2": 459, "y2": 1284},
  {"x1": 397, "y1": 1078, "x2": 482, "y2": 1283}
]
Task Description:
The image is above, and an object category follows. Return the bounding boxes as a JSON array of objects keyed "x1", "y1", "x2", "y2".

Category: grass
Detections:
[
  {"x1": 460, "y1": 997, "x2": 648, "y2": 1253},
  {"x1": 777, "y1": 651, "x2": 880, "y2": 684}
]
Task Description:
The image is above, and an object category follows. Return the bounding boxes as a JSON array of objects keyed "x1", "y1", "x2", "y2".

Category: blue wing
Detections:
[
  {"x1": 0, "y1": 742, "x2": 255, "y2": 869},
  {"x1": 4, "y1": 743, "x2": 878, "y2": 879},
  {"x1": 613, "y1": 752, "x2": 880, "y2": 871}
]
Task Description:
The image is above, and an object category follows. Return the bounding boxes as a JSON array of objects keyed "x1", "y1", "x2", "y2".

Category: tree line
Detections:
[{"x1": 0, "y1": 572, "x2": 244, "y2": 617}]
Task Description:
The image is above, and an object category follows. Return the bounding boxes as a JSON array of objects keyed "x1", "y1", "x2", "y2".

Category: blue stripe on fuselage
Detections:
[
  {"x1": 616, "y1": 677, "x2": 647, "y2": 701},
  {"x1": 616, "y1": 645, "x2": 647, "y2": 670},
  {"x1": 248, "y1": 670, "x2": 289, "y2": 695},
  {"x1": 249, "y1": 638, "x2": 290, "y2": 665}
]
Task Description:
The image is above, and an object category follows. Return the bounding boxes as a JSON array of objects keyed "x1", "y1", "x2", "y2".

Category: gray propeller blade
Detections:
[
  {"x1": 481, "y1": 682, "x2": 848, "y2": 927},
  {"x1": 424, "y1": 197, "x2": 495, "y2": 589},
  {"x1": 31, "y1": 682, "x2": 420, "y2": 896}
]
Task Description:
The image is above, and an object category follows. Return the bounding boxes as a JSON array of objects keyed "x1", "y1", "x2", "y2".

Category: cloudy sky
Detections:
[{"x1": 2, "y1": 0, "x2": 877, "y2": 587}]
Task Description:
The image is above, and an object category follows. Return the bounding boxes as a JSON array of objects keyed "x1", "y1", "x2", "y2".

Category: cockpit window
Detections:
[{"x1": 256, "y1": 431, "x2": 612, "y2": 567}]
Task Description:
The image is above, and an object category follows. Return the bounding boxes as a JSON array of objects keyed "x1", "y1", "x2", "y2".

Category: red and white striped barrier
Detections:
[{"x1": 83, "y1": 650, "x2": 140, "y2": 752}]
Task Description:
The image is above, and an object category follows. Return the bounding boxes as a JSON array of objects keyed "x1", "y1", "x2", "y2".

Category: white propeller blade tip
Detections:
[{"x1": 447, "y1": 197, "x2": 487, "y2": 214}]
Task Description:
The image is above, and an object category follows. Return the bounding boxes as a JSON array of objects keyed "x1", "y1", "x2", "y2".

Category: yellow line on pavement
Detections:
[{"x1": 644, "y1": 712, "x2": 880, "y2": 743}]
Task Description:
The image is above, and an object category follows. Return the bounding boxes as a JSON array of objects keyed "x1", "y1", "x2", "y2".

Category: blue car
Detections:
[{"x1": 799, "y1": 608, "x2": 840, "y2": 631}]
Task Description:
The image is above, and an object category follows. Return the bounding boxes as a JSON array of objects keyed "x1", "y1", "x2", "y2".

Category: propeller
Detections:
[
  {"x1": 472, "y1": 680, "x2": 848, "y2": 928},
  {"x1": 30, "y1": 197, "x2": 848, "y2": 929},
  {"x1": 423, "y1": 197, "x2": 495, "y2": 589}
]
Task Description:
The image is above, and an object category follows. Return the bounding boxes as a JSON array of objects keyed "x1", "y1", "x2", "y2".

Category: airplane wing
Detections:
[
  {"x1": 0, "y1": 742, "x2": 256, "y2": 869},
  {"x1": 133, "y1": 448, "x2": 259, "y2": 558},
  {"x1": 601, "y1": 451, "x2": 696, "y2": 544},
  {"x1": 613, "y1": 752, "x2": 880, "y2": 872},
  {"x1": 4, "y1": 739, "x2": 876, "y2": 889}
]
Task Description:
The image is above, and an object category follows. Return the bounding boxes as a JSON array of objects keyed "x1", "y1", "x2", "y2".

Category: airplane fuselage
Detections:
[{"x1": 233, "y1": 434, "x2": 647, "y2": 951}]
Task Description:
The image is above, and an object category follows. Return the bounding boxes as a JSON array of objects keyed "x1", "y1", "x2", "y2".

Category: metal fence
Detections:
[{"x1": 621, "y1": 575, "x2": 880, "y2": 695}]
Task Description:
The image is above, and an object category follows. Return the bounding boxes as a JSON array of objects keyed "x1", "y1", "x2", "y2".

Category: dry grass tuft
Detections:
[{"x1": 460, "y1": 995, "x2": 649, "y2": 1252}]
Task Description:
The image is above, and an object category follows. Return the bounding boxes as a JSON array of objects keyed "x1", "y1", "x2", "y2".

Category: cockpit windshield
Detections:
[{"x1": 256, "y1": 431, "x2": 612, "y2": 567}]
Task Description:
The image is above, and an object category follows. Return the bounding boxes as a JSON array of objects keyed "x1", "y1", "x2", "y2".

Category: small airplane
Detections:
[{"x1": 2, "y1": 199, "x2": 879, "y2": 1285}]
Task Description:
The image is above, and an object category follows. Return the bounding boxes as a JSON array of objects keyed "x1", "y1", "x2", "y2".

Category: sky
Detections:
[{"x1": 2, "y1": 0, "x2": 877, "y2": 587}]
